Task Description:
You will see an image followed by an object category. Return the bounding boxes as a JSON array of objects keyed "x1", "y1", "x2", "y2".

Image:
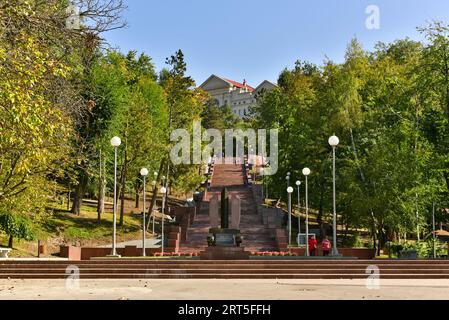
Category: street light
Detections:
[
  {"x1": 265, "y1": 164, "x2": 270, "y2": 199},
  {"x1": 296, "y1": 180, "x2": 301, "y2": 246},
  {"x1": 160, "y1": 186, "x2": 167, "y2": 255},
  {"x1": 302, "y1": 167, "x2": 311, "y2": 256},
  {"x1": 249, "y1": 144, "x2": 253, "y2": 162},
  {"x1": 110, "y1": 136, "x2": 121, "y2": 257},
  {"x1": 328, "y1": 135, "x2": 340, "y2": 256},
  {"x1": 286, "y1": 172, "x2": 291, "y2": 188},
  {"x1": 151, "y1": 180, "x2": 156, "y2": 234},
  {"x1": 433, "y1": 201, "x2": 436, "y2": 259},
  {"x1": 287, "y1": 186, "x2": 294, "y2": 246},
  {"x1": 140, "y1": 167, "x2": 149, "y2": 257}
]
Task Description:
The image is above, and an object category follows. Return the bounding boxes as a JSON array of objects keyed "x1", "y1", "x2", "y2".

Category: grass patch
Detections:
[{"x1": 0, "y1": 198, "x2": 152, "y2": 257}]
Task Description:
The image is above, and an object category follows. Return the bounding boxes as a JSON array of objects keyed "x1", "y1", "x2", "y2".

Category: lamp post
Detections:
[
  {"x1": 161, "y1": 175, "x2": 166, "y2": 211},
  {"x1": 260, "y1": 167, "x2": 265, "y2": 199},
  {"x1": 328, "y1": 135, "x2": 340, "y2": 256},
  {"x1": 286, "y1": 172, "x2": 291, "y2": 188},
  {"x1": 250, "y1": 146, "x2": 256, "y2": 182},
  {"x1": 160, "y1": 186, "x2": 167, "y2": 255},
  {"x1": 296, "y1": 180, "x2": 301, "y2": 246},
  {"x1": 302, "y1": 167, "x2": 311, "y2": 256},
  {"x1": 416, "y1": 193, "x2": 420, "y2": 242},
  {"x1": 265, "y1": 165, "x2": 270, "y2": 200},
  {"x1": 287, "y1": 186, "x2": 294, "y2": 246},
  {"x1": 110, "y1": 136, "x2": 121, "y2": 257},
  {"x1": 433, "y1": 201, "x2": 436, "y2": 259},
  {"x1": 140, "y1": 168, "x2": 149, "y2": 256},
  {"x1": 151, "y1": 180, "x2": 156, "y2": 234}
]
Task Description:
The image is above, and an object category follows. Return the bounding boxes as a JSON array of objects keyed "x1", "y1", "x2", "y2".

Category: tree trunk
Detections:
[
  {"x1": 135, "y1": 190, "x2": 140, "y2": 209},
  {"x1": 135, "y1": 175, "x2": 141, "y2": 209},
  {"x1": 119, "y1": 185, "x2": 125, "y2": 226},
  {"x1": 97, "y1": 182, "x2": 104, "y2": 223},
  {"x1": 317, "y1": 178, "x2": 325, "y2": 238},
  {"x1": 164, "y1": 161, "x2": 170, "y2": 215},
  {"x1": 97, "y1": 153, "x2": 105, "y2": 224},
  {"x1": 72, "y1": 170, "x2": 88, "y2": 215},
  {"x1": 146, "y1": 184, "x2": 158, "y2": 231},
  {"x1": 8, "y1": 235, "x2": 13, "y2": 248},
  {"x1": 343, "y1": 216, "x2": 349, "y2": 240},
  {"x1": 119, "y1": 149, "x2": 128, "y2": 226},
  {"x1": 377, "y1": 224, "x2": 386, "y2": 256},
  {"x1": 146, "y1": 159, "x2": 165, "y2": 230},
  {"x1": 119, "y1": 168, "x2": 126, "y2": 226}
]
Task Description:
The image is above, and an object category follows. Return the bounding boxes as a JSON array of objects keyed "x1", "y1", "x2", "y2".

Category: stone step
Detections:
[
  {"x1": 183, "y1": 158, "x2": 277, "y2": 252},
  {"x1": 5, "y1": 267, "x2": 449, "y2": 274},
  {"x1": 4, "y1": 259, "x2": 449, "y2": 279},
  {"x1": 2, "y1": 259, "x2": 449, "y2": 265},
  {"x1": 7, "y1": 274, "x2": 449, "y2": 279},
  {"x1": 6, "y1": 260, "x2": 449, "y2": 270},
  {"x1": 0, "y1": 274, "x2": 446, "y2": 279}
]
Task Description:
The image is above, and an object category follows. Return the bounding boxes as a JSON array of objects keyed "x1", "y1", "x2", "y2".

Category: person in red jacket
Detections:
[
  {"x1": 308, "y1": 235, "x2": 318, "y2": 256},
  {"x1": 321, "y1": 236, "x2": 331, "y2": 256}
]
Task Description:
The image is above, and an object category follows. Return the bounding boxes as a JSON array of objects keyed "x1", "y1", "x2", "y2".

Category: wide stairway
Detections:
[
  {"x1": 3, "y1": 259, "x2": 449, "y2": 279},
  {"x1": 179, "y1": 161, "x2": 277, "y2": 253}
]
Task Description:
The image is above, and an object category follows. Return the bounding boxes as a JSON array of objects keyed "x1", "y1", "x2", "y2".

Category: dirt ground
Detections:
[{"x1": 0, "y1": 278, "x2": 448, "y2": 300}]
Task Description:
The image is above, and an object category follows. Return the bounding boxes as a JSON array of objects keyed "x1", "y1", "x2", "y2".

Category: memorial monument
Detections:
[{"x1": 201, "y1": 188, "x2": 249, "y2": 259}]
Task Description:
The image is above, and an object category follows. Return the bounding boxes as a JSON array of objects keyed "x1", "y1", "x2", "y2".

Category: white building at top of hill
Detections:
[{"x1": 199, "y1": 75, "x2": 276, "y2": 118}]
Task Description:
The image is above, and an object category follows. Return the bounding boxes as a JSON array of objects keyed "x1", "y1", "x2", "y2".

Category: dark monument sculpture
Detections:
[
  {"x1": 207, "y1": 188, "x2": 241, "y2": 246},
  {"x1": 201, "y1": 188, "x2": 247, "y2": 259},
  {"x1": 220, "y1": 188, "x2": 229, "y2": 229}
]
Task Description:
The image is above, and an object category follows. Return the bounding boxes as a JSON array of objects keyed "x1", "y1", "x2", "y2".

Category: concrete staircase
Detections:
[
  {"x1": 179, "y1": 161, "x2": 277, "y2": 253},
  {"x1": 3, "y1": 259, "x2": 449, "y2": 279}
]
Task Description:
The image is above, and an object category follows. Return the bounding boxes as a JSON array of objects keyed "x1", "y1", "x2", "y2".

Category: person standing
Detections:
[
  {"x1": 321, "y1": 236, "x2": 331, "y2": 256},
  {"x1": 309, "y1": 235, "x2": 318, "y2": 256}
]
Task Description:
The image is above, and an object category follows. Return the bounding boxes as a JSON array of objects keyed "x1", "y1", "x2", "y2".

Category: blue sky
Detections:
[{"x1": 103, "y1": 0, "x2": 449, "y2": 86}]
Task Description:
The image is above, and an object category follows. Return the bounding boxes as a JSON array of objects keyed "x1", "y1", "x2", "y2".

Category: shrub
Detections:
[
  {"x1": 388, "y1": 239, "x2": 447, "y2": 258},
  {"x1": 340, "y1": 232, "x2": 365, "y2": 248},
  {"x1": 389, "y1": 243, "x2": 404, "y2": 257},
  {"x1": 0, "y1": 213, "x2": 35, "y2": 247}
]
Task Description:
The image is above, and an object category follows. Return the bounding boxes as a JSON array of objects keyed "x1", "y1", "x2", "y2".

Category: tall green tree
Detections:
[{"x1": 104, "y1": 51, "x2": 167, "y2": 225}]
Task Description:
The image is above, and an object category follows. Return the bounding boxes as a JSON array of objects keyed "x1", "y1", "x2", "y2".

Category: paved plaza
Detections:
[{"x1": 0, "y1": 279, "x2": 448, "y2": 300}]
